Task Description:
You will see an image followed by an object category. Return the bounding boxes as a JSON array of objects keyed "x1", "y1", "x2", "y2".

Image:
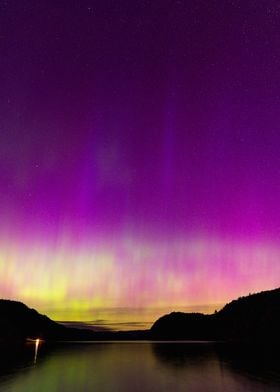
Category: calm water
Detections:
[{"x1": 0, "y1": 342, "x2": 279, "y2": 391}]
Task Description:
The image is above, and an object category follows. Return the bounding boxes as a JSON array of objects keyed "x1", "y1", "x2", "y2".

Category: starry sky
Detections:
[{"x1": 0, "y1": 1, "x2": 280, "y2": 327}]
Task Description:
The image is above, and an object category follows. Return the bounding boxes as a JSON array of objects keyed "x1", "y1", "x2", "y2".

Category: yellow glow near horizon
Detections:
[{"x1": 0, "y1": 235, "x2": 279, "y2": 327}]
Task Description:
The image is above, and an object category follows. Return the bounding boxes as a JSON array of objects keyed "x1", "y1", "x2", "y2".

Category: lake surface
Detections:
[{"x1": 0, "y1": 341, "x2": 279, "y2": 391}]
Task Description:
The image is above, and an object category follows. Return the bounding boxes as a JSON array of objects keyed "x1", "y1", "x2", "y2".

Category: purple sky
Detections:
[{"x1": 0, "y1": 1, "x2": 280, "y2": 320}]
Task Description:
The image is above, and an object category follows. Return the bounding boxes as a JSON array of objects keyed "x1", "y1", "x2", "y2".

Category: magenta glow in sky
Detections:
[{"x1": 0, "y1": 1, "x2": 280, "y2": 320}]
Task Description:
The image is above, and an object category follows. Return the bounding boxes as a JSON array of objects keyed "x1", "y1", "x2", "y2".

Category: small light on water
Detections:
[{"x1": 34, "y1": 338, "x2": 40, "y2": 364}]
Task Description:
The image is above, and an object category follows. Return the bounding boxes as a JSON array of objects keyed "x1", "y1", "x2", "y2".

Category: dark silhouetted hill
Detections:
[
  {"x1": 151, "y1": 312, "x2": 214, "y2": 340},
  {"x1": 151, "y1": 288, "x2": 280, "y2": 341},
  {"x1": 0, "y1": 299, "x2": 149, "y2": 341},
  {"x1": 0, "y1": 299, "x2": 97, "y2": 341}
]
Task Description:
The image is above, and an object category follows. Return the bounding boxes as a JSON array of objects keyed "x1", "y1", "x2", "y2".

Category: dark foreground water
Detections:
[{"x1": 0, "y1": 341, "x2": 280, "y2": 391}]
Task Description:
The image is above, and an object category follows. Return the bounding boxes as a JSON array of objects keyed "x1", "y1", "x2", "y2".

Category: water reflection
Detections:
[
  {"x1": 153, "y1": 342, "x2": 280, "y2": 391},
  {"x1": 0, "y1": 342, "x2": 279, "y2": 391},
  {"x1": 217, "y1": 344, "x2": 280, "y2": 385},
  {"x1": 152, "y1": 341, "x2": 214, "y2": 367}
]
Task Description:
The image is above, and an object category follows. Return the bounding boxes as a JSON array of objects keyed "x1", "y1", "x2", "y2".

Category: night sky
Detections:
[{"x1": 1, "y1": 1, "x2": 280, "y2": 326}]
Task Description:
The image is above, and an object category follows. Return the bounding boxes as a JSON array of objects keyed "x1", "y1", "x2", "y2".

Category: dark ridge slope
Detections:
[
  {"x1": 151, "y1": 288, "x2": 280, "y2": 341},
  {"x1": 0, "y1": 299, "x2": 96, "y2": 341},
  {"x1": 0, "y1": 299, "x2": 150, "y2": 341}
]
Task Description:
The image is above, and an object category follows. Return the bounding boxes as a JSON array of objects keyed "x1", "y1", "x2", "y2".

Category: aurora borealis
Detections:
[{"x1": 1, "y1": 1, "x2": 280, "y2": 328}]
